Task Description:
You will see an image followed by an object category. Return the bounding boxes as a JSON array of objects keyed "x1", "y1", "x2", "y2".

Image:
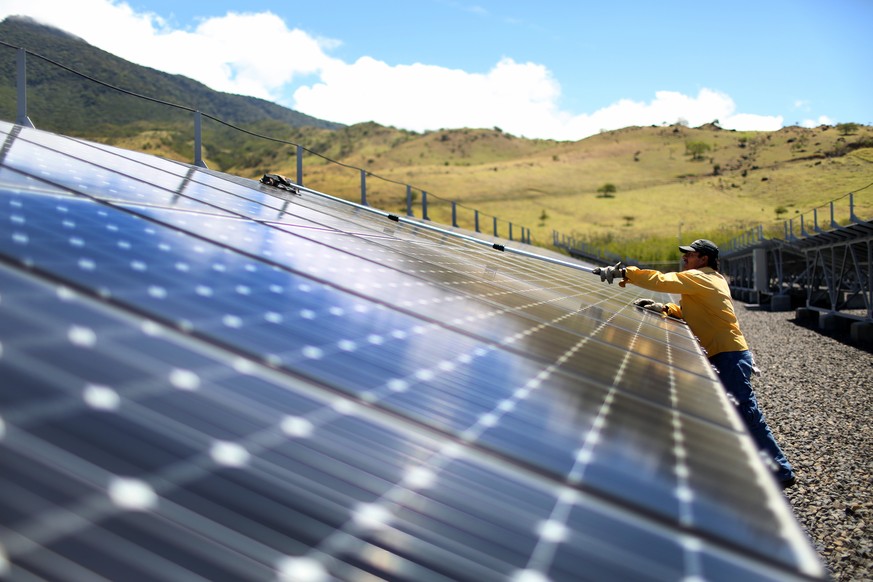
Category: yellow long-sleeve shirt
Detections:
[{"x1": 623, "y1": 266, "x2": 748, "y2": 357}]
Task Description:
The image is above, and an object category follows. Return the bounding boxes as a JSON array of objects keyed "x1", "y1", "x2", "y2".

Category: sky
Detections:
[{"x1": 1, "y1": 0, "x2": 871, "y2": 141}]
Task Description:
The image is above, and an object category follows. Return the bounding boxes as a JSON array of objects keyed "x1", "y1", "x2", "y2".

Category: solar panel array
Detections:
[{"x1": 0, "y1": 120, "x2": 824, "y2": 581}]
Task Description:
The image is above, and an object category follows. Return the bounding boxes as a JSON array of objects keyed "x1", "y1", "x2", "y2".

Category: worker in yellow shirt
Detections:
[{"x1": 593, "y1": 239, "x2": 796, "y2": 489}]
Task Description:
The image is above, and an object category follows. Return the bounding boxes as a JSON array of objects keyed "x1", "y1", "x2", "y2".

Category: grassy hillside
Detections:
[
  {"x1": 248, "y1": 123, "x2": 873, "y2": 262},
  {"x1": 2, "y1": 16, "x2": 870, "y2": 263}
]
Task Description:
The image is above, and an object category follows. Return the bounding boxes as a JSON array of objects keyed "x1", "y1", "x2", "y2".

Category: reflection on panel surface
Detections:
[{"x1": 0, "y1": 121, "x2": 824, "y2": 580}]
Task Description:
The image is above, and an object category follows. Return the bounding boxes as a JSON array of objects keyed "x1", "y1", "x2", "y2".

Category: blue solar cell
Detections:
[{"x1": 0, "y1": 120, "x2": 826, "y2": 580}]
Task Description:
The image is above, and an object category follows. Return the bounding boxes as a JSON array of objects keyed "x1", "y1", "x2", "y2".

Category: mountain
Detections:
[{"x1": 0, "y1": 16, "x2": 343, "y2": 133}]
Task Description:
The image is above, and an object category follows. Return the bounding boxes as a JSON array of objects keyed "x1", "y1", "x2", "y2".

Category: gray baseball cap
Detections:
[{"x1": 679, "y1": 239, "x2": 719, "y2": 257}]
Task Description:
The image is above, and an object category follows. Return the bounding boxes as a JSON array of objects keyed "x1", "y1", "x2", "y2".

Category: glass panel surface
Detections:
[{"x1": 0, "y1": 122, "x2": 825, "y2": 581}]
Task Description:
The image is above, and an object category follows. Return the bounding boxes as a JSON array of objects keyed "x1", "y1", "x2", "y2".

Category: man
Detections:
[{"x1": 593, "y1": 239, "x2": 796, "y2": 489}]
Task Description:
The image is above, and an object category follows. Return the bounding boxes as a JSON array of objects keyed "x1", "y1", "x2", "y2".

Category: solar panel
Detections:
[{"x1": 0, "y1": 120, "x2": 825, "y2": 581}]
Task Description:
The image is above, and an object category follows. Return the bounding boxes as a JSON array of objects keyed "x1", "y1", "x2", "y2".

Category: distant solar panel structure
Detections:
[{"x1": 0, "y1": 120, "x2": 825, "y2": 581}]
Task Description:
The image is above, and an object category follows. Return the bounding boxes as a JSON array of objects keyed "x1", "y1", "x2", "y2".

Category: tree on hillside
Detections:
[
  {"x1": 836, "y1": 122, "x2": 859, "y2": 136},
  {"x1": 596, "y1": 183, "x2": 617, "y2": 198},
  {"x1": 685, "y1": 141, "x2": 711, "y2": 161}
]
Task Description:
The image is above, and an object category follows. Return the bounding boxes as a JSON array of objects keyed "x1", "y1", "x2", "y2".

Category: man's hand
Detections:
[
  {"x1": 633, "y1": 298, "x2": 666, "y2": 314},
  {"x1": 592, "y1": 262, "x2": 626, "y2": 284}
]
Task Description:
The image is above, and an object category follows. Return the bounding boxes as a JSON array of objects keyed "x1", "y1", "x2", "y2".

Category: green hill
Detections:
[
  {"x1": 1, "y1": 15, "x2": 871, "y2": 263},
  {"x1": 0, "y1": 16, "x2": 343, "y2": 133}
]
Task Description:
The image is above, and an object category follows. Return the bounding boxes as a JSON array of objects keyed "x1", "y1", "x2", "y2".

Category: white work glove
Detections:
[
  {"x1": 750, "y1": 353, "x2": 762, "y2": 376},
  {"x1": 633, "y1": 298, "x2": 666, "y2": 314},
  {"x1": 592, "y1": 262, "x2": 626, "y2": 284}
]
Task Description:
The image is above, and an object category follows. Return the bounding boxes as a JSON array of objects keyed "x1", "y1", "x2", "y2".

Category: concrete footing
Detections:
[
  {"x1": 794, "y1": 308, "x2": 873, "y2": 347},
  {"x1": 795, "y1": 307, "x2": 818, "y2": 324},
  {"x1": 819, "y1": 312, "x2": 852, "y2": 334},
  {"x1": 850, "y1": 321, "x2": 873, "y2": 344},
  {"x1": 771, "y1": 295, "x2": 792, "y2": 312}
]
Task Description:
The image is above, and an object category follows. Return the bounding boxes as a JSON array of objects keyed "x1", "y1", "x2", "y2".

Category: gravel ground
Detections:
[{"x1": 734, "y1": 305, "x2": 873, "y2": 581}]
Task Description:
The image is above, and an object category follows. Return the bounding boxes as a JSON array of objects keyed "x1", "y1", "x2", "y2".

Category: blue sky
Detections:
[{"x1": 1, "y1": 0, "x2": 870, "y2": 140}]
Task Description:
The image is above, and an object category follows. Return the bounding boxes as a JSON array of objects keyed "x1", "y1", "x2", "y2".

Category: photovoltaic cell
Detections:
[{"x1": 0, "y1": 120, "x2": 825, "y2": 580}]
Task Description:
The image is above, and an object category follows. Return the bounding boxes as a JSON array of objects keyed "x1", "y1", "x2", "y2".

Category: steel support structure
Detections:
[
  {"x1": 802, "y1": 234, "x2": 872, "y2": 321},
  {"x1": 722, "y1": 222, "x2": 872, "y2": 322}
]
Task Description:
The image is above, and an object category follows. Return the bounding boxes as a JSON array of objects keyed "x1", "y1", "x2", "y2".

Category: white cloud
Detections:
[
  {"x1": 292, "y1": 60, "x2": 782, "y2": 140},
  {"x1": 801, "y1": 115, "x2": 835, "y2": 128},
  {"x1": 291, "y1": 56, "x2": 563, "y2": 136},
  {"x1": 719, "y1": 112, "x2": 784, "y2": 132},
  {"x1": 551, "y1": 89, "x2": 783, "y2": 140},
  {"x1": 0, "y1": 0, "x2": 789, "y2": 140},
  {"x1": 179, "y1": 13, "x2": 333, "y2": 99}
]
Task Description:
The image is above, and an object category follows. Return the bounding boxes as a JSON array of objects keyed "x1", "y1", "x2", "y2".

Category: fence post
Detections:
[
  {"x1": 830, "y1": 201, "x2": 839, "y2": 229},
  {"x1": 451, "y1": 201, "x2": 457, "y2": 227},
  {"x1": 813, "y1": 208, "x2": 823, "y2": 233},
  {"x1": 360, "y1": 169, "x2": 367, "y2": 206},
  {"x1": 406, "y1": 185, "x2": 413, "y2": 217},
  {"x1": 422, "y1": 191, "x2": 429, "y2": 220},
  {"x1": 509, "y1": 223, "x2": 513, "y2": 241},
  {"x1": 850, "y1": 193, "x2": 862, "y2": 224},
  {"x1": 493, "y1": 216, "x2": 498, "y2": 237},
  {"x1": 16, "y1": 49, "x2": 34, "y2": 128},
  {"x1": 474, "y1": 210, "x2": 480, "y2": 232},
  {"x1": 296, "y1": 145, "x2": 304, "y2": 186},
  {"x1": 194, "y1": 111, "x2": 207, "y2": 168}
]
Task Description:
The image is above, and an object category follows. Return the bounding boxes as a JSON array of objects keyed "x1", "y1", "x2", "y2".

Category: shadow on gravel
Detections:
[
  {"x1": 742, "y1": 303, "x2": 873, "y2": 354},
  {"x1": 787, "y1": 318, "x2": 873, "y2": 355}
]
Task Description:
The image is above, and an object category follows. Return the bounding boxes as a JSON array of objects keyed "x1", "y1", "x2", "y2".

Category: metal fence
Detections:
[
  {"x1": 723, "y1": 190, "x2": 870, "y2": 253},
  {"x1": 2, "y1": 42, "x2": 532, "y2": 245}
]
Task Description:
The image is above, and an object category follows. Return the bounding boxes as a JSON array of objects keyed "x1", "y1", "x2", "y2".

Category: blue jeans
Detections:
[{"x1": 709, "y1": 350, "x2": 794, "y2": 480}]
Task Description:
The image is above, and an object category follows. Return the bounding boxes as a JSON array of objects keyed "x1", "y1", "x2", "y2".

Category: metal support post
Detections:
[
  {"x1": 16, "y1": 49, "x2": 35, "y2": 128},
  {"x1": 474, "y1": 210, "x2": 479, "y2": 232},
  {"x1": 296, "y1": 145, "x2": 304, "y2": 186},
  {"x1": 422, "y1": 191, "x2": 429, "y2": 220},
  {"x1": 194, "y1": 111, "x2": 207, "y2": 168},
  {"x1": 493, "y1": 216, "x2": 498, "y2": 237},
  {"x1": 360, "y1": 169, "x2": 367, "y2": 206},
  {"x1": 868, "y1": 240, "x2": 873, "y2": 321},
  {"x1": 850, "y1": 193, "x2": 862, "y2": 224},
  {"x1": 451, "y1": 201, "x2": 457, "y2": 227},
  {"x1": 406, "y1": 185, "x2": 413, "y2": 216}
]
